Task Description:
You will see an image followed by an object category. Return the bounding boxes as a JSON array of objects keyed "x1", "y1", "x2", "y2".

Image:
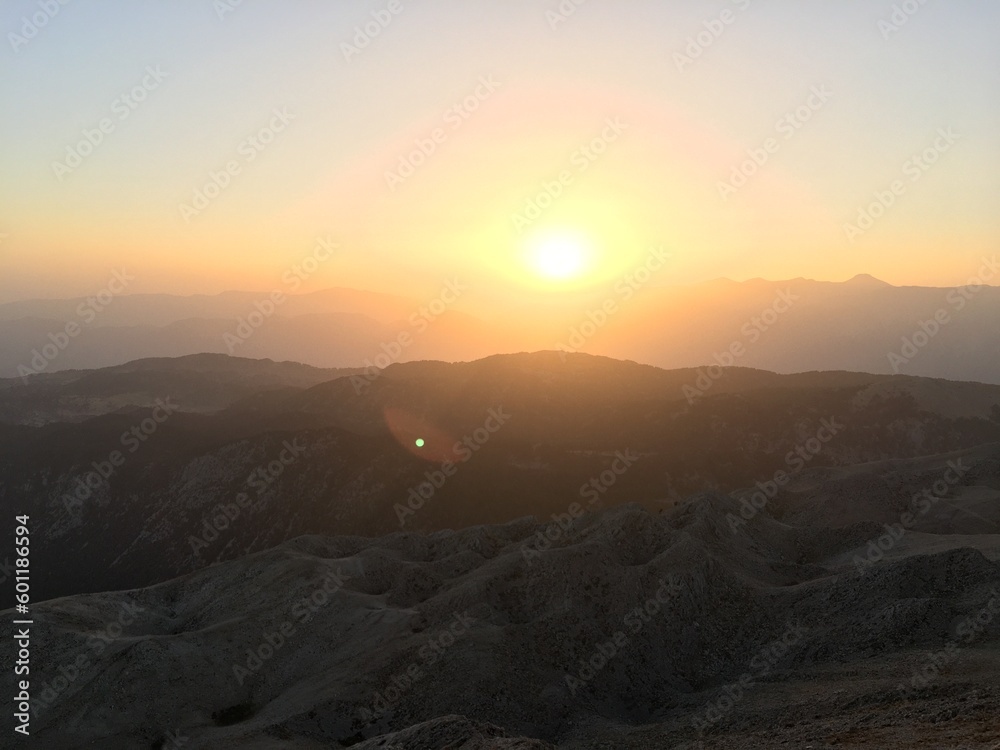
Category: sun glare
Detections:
[{"x1": 528, "y1": 233, "x2": 593, "y2": 282}]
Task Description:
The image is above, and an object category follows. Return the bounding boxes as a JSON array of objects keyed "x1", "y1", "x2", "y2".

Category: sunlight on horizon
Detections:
[
  {"x1": 525, "y1": 230, "x2": 596, "y2": 283},
  {"x1": 1, "y1": 2, "x2": 998, "y2": 303}
]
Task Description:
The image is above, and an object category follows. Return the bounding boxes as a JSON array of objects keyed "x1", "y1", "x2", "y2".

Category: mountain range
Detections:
[
  {"x1": 1, "y1": 351, "x2": 998, "y2": 747},
  {"x1": 3, "y1": 272, "x2": 999, "y2": 383},
  {"x1": 3, "y1": 351, "x2": 999, "y2": 602}
]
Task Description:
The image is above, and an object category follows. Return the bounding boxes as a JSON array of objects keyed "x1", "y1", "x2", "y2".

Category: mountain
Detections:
[
  {"x1": 0, "y1": 353, "x2": 360, "y2": 425},
  {"x1": 578, "y1": 274, "x2": 1000, "y2": 385},
  {"x1": 5, "y1": 496, "x2": 997, "y2": 748},
  {"x1": 2, "y1": 352, "x2": 998, "y2": 748},
  {"x1": 3, "y1": 273, "x2": 999, "y2": 383},
  {"x1": 0, "y1": 287, "x2": 420, "y2": 328},
  {"x1": 845, "y1": 273, "x2": 893, "y2": 288},
  {"x1": 0, "y1": 285, "x2": 499, "y2": 374},
  {"x1": 3, "y1": 352, "x2": 1000, "y2": 602}
]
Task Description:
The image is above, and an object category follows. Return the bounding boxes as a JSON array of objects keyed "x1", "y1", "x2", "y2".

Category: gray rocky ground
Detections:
[{"x1": 5, "y1": 453, "x2": 998, "y2": 748}]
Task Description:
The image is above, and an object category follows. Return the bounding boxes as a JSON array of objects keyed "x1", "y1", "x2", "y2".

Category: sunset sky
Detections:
[{"x1": 2, "y1": 0, "x2": 998, "y2": 310}]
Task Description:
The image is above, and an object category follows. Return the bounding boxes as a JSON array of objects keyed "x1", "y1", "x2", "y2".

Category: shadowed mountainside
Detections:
[
  {"x1": 2, "y1": 352, "x2": 999, "y2": 602},
  {"x1": 0, "y1": 353, "x2": 360, "y2": 425}
]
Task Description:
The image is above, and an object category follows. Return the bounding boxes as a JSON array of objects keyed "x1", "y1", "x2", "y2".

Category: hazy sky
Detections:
[{"x1": 2, "y1": 0, "x2": 998, "y2": 307}]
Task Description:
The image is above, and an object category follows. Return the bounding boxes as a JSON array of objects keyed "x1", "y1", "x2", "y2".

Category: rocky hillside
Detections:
[
  {"x1": 5, "y1": 496, "x2": 998, "y2": 748},
  {"x1": 3, "y1": 353, "x2": 1000, "y2": 601}
]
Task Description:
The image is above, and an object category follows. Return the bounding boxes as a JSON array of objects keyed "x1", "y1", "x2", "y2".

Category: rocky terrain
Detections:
[
  {"x1": 3, "y1": 352, "x2": 1000, "y2": 601},
  {"x1": 4, "y1": 491, "x2": 998, "y2": 748},
  {"x1": 2, "y1": 352, "x2": 998, "y2": 748}
]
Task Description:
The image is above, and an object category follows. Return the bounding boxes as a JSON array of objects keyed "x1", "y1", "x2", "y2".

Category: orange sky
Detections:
[{"x1": 2, "y1": 1, "x2": 998, "y2": 311}]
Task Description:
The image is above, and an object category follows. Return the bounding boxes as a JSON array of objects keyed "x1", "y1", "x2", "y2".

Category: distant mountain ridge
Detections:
[
  {"x1": 3, "y1": 273, "x2": 998, "y2": 383},
  {"x1": 0, "y1": 353, "x2": 361, "y2": 425}
]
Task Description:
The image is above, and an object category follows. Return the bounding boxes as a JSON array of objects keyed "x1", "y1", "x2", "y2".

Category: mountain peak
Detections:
[{"x1": 845, "y1": 273, "x2": 891, "y2": 287}]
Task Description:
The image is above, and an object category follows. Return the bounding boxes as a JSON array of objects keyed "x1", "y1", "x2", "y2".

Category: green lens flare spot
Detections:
[{"x1": 415, "y1": 438, "x2": 425, "y2": 448}]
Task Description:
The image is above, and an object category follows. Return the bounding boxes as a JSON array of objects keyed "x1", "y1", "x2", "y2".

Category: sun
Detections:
[{"x1": 527, "y1": 232, "x2": 593, "y2": 281}]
